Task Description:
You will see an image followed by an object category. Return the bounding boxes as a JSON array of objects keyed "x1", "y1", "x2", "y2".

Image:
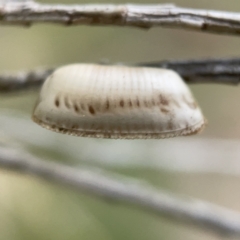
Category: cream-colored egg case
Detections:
[{"x1": 32, "y1": 64, "x2": 206, "y2": 139}]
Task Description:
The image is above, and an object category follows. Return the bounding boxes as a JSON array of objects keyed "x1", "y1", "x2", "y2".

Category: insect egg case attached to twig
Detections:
[{"x1": 32, "y1": 64, "x2": 206, "y2": 139}]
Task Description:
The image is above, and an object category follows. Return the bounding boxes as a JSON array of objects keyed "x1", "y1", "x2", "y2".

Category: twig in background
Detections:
[
  {"x1": 0, "y1": 68, "x2": 54, "y2": 92},
  {"x1": 137, "y1": 58, "x2": 240, "y2": 85},
  {"x1": 1, "y1": 58, "x2": 240, "y2": 93},
  {"x1": 1, "y1": 145, "x2": 240, "y2": 237},
  {"x1": 1, "y1": 2, "x2": 240, "y2": 36}
]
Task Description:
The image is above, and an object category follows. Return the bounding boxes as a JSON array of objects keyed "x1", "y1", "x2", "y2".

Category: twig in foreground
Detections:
[
  {"x1": 1, "y1": 145, "x2": 240, "y2": 237},
  {"x1": 1, "y1": 58, "x2": 240, "y2": 93},
  {"x1": 2, "y1": 2, "x2": 240, "y2": 36}
]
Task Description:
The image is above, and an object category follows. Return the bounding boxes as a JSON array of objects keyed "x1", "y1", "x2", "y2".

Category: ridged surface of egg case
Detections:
[{"x1": 32, "y1": 64, "x2": 206, "y2": 139}]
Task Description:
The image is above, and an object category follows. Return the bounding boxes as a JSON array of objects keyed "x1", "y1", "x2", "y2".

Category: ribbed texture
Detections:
[{"x1": 32, "y1": 64, "x2": 206, "y2": 139}]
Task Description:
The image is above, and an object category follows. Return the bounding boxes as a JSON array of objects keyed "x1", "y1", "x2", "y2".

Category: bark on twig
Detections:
[
  {"x1": 1, "y1": 145, "x2": 240, "y2": 237},
  {"x1": 0, "y1": 68, "x2": 54, "y2": 92},
  {"x1": 1, "y1": 58, "x2": 240, "y2": 93},
  {"x1": 137, "y1": 58, "x2": 240, "y2": 85},
  {"x1": 1, "y1": 2, "x2": 240, "y2": 36}
]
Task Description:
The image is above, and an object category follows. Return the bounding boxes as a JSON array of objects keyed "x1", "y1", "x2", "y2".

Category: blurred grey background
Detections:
[{"x1": 1, "y1": 0, "x2": 240, "y2": 240}]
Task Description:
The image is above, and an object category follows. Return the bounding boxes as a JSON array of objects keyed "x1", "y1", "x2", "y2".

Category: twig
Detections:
[
  {"x1": 1, "y1": 2, "x2": 240, "y2": 36},
  {"x1": 1, "y1": 58, "x2": 240, "y2": 92},
  {"x1": 1, "y1": 145, "x2": 240, "y2": 237},
  {"x1": 137, "y1": 58, "x2": 240, "y2": 85},
  {"x1": 0, "y1": 68, "x2": 53, "y2": 92}
]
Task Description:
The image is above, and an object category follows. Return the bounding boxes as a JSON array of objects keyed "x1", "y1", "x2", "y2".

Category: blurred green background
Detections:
[{"x1": 1, "y1": 0, "x2": 240, "y2": 240}]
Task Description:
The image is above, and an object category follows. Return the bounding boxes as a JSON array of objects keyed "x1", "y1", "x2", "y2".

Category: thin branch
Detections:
[
  {"x1": 137, "y1": 58, "x2": 240, "y2": 85},
  {"x1": 0, "y1": 68, "x2": 54, "y2": 92},
  {"x1": 1, "y1": 146, "x2": 240, "y2": 237},
  {"x1": 1, "y1": 2, "x2": 240, "y2": 36},
  {"x1": 1, "y1": 58, "x2": 240, "y2": 93}
]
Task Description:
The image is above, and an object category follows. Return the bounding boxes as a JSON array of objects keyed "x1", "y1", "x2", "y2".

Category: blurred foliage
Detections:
[{"x1": 1, "y1": 0, "x2": 240, "y2": 240}]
